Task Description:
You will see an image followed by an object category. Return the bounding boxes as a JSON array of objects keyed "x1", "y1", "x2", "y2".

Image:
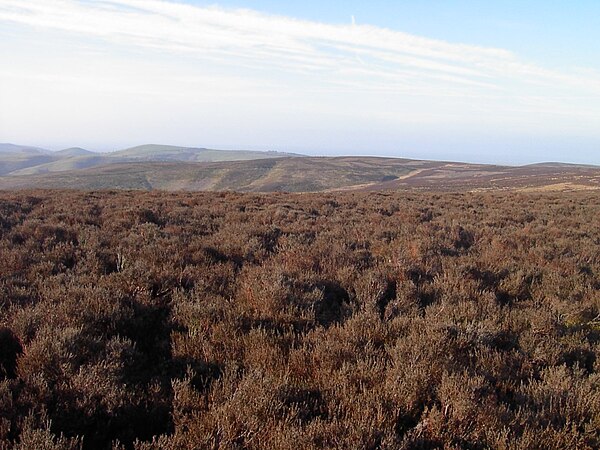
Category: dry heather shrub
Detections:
[
  {"x1": 1, "y1": 190, "x2": 600, "y2": 448},
  {"x1": 11, "y1": 414, "x2": 81, "y2": 450}
]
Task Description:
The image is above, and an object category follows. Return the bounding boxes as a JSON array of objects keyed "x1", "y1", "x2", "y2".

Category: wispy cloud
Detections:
[
  {"x1": 0, "y1": 0, "x2": 599, "y2": 158},
  {"x1": 2, "y1": 0, "x2": 599, "y2": 97}
]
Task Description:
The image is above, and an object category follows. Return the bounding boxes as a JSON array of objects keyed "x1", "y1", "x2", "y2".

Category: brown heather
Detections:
[{"x1": 1, "y1": 189, "x2": 600, "y2": 449}]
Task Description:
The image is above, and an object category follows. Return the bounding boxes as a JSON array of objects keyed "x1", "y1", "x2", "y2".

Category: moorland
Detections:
[
  {"x1": 1, "y1": 144, "x2": 599, "y2": 192},
  {"x1": 1, "y1": 189, "x2": 600, "y2": 449}
]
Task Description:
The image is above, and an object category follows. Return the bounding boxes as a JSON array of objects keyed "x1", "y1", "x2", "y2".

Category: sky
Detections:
[{"x1": 0, "y1": 0, "x2": 599, "y2": 164}]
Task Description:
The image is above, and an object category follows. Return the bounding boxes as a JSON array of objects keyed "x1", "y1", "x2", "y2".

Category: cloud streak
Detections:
[
  {"x1": 2, "y1": 0, "x2": 599, "y2": 98},
  {"x1": 0, "y1": 0, "x2": 599, "y2": 160}
]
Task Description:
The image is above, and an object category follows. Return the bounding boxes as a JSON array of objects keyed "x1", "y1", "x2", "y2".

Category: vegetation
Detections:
[
  {"x1": 1, "y1": 151, "x2": 599, "y2": 192},
  {"x1": 0, "y1": 144, "x2": 300, "y2": 177},
  {"x1": 1, "y1": 189, "x2": 600, "y2": 449},
  {"x1": 0, "y1": 157, "x2": 417, "y2": 192}
]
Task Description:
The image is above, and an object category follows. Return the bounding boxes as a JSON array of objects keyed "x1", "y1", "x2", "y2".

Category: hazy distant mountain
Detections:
[
  {"x1": 55, "y1": 147, "x2": 95, "y2": 157},
  {"x1": 0, "y1": 143, "x2": 304, "y2": 176},
  {"x1": 8, "y1": 155, "x2": 114, "y2": 176},
  {"x1": 0, "y1": 143, "x2": 49, "y2": 154},
  {"x1": 0, "y1": 144, "x2": 57, "y2": 175},
  {"x1": 111, "y1": 144, "x2": 302, "y2": 162}
]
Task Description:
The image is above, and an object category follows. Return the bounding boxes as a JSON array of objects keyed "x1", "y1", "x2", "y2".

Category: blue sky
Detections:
[
  {"x1": 185, "y1": 0, "x2": 600, "y2": 68},
  {"x1": 1, "y1": 0, "x2": 599, "y2": 164}
]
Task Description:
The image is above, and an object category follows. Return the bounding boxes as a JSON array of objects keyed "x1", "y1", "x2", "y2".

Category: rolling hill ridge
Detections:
[
  {"x1": 0, "y1": 143, "x2": 301, "y2": 177},
  {"x1": 0, "y1": 145, "x2": 599, "y2": 192}
]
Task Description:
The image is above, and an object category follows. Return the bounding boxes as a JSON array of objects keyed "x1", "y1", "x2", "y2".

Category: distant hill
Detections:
[
  {"x1": 111, "y1": 144, "x2": 302, "y2": 162},
  {"x1": 0, "y1": 143, "x2": 305, "y2": 176},
  {"x1": 0, "y1": 144, "x2": 57, "y2": 176},
  {"x1": 1, "y1": 143, "x2": 599, "y2": 192},
  {"x1": 7, "y1": 155, "x2": 114, "y2": 176},
  {"x1": 0, "y1": 143, "x2": 50, "y2": 155},
  {"x1": 0, "y1": 157, "x2": 412, "y2": 191},
  {"x1": 55, "y1": 147, "x2": 94, "y2": 157},
  {"x1": 1, "y1": 156, "x2": 599, "y2": 192}
]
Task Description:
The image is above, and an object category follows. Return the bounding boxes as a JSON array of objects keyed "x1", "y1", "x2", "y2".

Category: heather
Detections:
[{"x1": 1, "y1": 190, "x2": 599, "y2": 449}]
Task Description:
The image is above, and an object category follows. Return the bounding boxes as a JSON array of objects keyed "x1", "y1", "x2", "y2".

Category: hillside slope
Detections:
[
  {"x1": 0, "y1": 143, "x2": 49, "y2": 154},
  {"x1": 55, "y1": 147, "x2": 95, "y2": 157},
  {"x1": 111, "y1": 144, "x2": 300, "y2": 162},
  {"x1": 0, "y1": 143, "x2": 305, "y2": 176},
  {"x1": 1, "y1": 157, "x2": 599, "y2": 192},
  {"x1": 0, "y1": 157, "x2": 418, "y2": 191}
]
